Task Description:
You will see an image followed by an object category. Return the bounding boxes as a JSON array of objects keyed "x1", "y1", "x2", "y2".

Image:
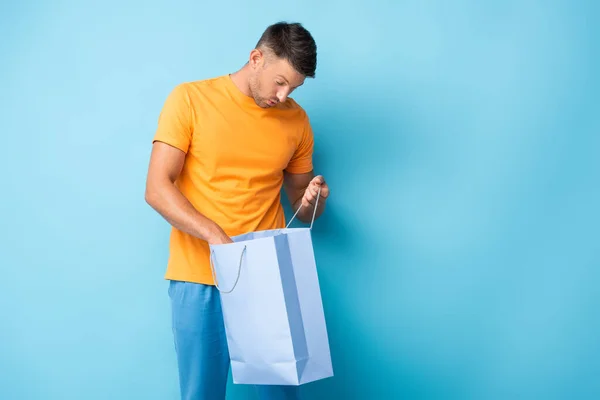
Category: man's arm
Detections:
[
  {"x1": 145, "y1": 141, "x2": 232, "y2": 244},
  {"x1": 283, "y1": 170, "x2": 329, "y2": 224}
]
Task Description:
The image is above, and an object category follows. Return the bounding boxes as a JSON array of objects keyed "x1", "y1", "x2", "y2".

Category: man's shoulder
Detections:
[
  {"x1": 176, "y1": 75, "x2": 229, "y2": 94},
  {"x1": 165, "y1": 76, "x2": 231, "y2": 114},
  {"x1": 280, "y1": 97, "x2": 304, "y2": 111},
  {"x1": 278, "y1": 97, "x2": 310, "y2": 124}
]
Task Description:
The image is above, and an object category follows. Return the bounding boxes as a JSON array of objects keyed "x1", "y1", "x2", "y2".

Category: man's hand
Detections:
[
  {"x1": 206, "y1": 224, "x2": 234, "y2": 245},
  {"x1": 283, "y1": 171, "x2": 329, "y2": 224},
  {"x1": 301, "y1": 175, "x2": 330, "y2": 208}
]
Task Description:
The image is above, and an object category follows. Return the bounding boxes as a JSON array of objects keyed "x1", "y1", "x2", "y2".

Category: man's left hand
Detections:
[{"x1": 302, "y1": 175, "x2": 329, "y2": 208}]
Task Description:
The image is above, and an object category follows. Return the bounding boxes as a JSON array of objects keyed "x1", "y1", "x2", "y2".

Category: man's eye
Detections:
[{"x1": 276, "y1": 81, "x2": 284, "y2": 85}]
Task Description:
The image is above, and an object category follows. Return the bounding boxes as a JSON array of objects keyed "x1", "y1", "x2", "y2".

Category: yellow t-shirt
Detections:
[{"x1": 152, "y1": 75, "x2": 314, "y2": 285}]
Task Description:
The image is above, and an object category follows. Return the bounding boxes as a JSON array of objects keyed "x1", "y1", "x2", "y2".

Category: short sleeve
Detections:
[
  {"x1": 153, "y1": 84, "x2": 193, "y2": 153},
  {"x1": 285, "y1": 113, "x2": 314, "y2": 174}
]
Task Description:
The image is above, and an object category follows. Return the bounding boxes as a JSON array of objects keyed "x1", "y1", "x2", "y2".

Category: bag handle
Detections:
[
  {"x1": 286, "y1": 186, "x2": 322, "y2": 229},
  {"x1": 209, "y1": 245, "x2": 246, "y2": 293}
]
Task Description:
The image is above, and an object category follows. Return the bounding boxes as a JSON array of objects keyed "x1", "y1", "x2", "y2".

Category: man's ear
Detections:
[{"x1": 249, "y1": 48, "x2": 264, "y2": 69}]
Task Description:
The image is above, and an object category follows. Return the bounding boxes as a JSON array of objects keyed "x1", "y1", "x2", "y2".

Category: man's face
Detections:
[{"x1": 248, "y1": 50, "x2": 306, "y2": 108}]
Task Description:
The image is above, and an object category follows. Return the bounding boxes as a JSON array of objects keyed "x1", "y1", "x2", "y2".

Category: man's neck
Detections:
[{"x1": 229, "y1": 65, "x2": 252, "y2": 97}]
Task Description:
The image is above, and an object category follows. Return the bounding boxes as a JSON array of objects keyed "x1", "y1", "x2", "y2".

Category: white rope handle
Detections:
[
  {"x1": 286, "y1": 186, "x2": 321, "y2": 229},
  {"x1": 209, "y1": 245, "x2": 246, "y2": 294}
]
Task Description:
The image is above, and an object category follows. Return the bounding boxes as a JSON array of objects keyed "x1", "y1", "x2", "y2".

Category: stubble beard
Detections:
[{"x1": 248, "y1": 74, "x2": 270, "y2": 108}]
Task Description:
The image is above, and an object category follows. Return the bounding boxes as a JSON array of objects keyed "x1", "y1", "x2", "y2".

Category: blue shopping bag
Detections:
[{"x1": 209, "y1": 189, "x2": 333, "y2": 386}]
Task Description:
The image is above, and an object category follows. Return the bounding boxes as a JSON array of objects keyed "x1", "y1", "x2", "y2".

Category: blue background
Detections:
[{"x1": 1, "y1": 0, "x2": 599, "y2": 399}]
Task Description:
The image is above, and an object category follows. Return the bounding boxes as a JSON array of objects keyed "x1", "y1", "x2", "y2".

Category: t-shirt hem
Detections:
[
  {"x1": 152, "y1": 138, "x2": 189, "y2": 154},
  {"x1": 164, "y1": 271, "x2": 215, "y2": 286},
  {"x1": 285, "y1": 164, "x2": 314, "y2": 174}
]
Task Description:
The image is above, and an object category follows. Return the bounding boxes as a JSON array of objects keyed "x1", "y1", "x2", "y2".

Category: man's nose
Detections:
[{"x1": 277, "y1": 89, "x2": 290, "y2": 103}]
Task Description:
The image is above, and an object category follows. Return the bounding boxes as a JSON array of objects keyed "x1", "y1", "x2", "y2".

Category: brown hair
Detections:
[{"x1": 256, "y1": 22, "x2": 317, "y2": 78}]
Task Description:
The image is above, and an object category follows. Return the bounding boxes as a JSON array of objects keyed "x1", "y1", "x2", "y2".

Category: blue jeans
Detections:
[{"x1": 168, "y1": 280, "x2": 302, "y2": 400}]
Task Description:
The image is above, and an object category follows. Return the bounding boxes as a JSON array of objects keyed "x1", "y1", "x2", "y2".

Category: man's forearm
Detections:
[{"x1": 145, "y1": 180, "x2": 222, "y2": 242}]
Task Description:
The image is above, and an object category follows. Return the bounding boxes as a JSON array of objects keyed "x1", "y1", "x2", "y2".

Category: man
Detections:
[{"x1": 145, "y1": 22, "x2": 330, "y2": 400}]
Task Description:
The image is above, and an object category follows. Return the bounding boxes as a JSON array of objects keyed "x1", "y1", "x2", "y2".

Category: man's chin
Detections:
[{"x1": 252, "y1": 98, "x2": 267, "y2": 108}]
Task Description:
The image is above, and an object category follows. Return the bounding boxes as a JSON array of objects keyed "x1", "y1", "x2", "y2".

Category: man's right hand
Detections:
[{"x1": 207, "y1": 224, "x2": 234, "y2": 245}]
